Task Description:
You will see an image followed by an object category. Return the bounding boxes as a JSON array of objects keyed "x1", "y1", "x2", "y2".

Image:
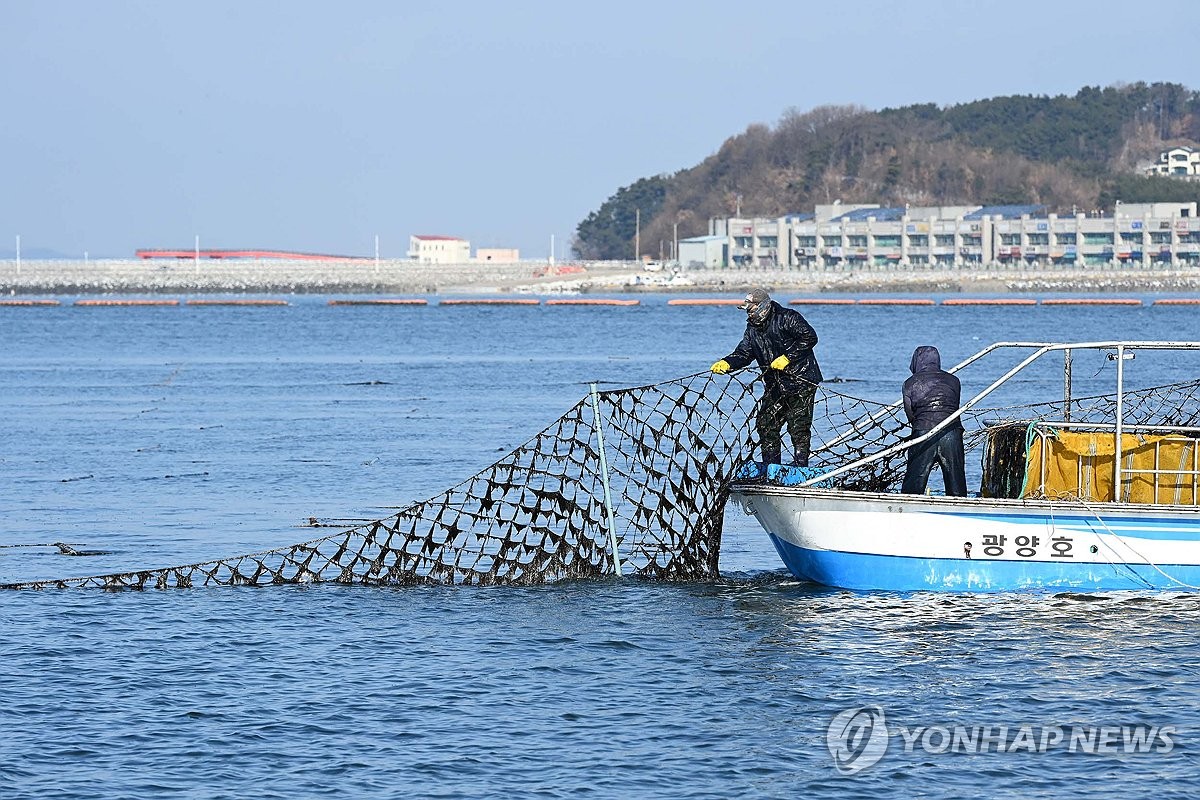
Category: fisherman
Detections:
[
  {"x1": 711, "y1": 288, "x2": 822, "y2": 466},
  {"x1": 901, "y1": 345, "x2": 968, "y2": 496}
]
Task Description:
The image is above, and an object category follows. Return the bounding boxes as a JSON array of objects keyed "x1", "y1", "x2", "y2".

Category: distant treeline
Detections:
[{"x1": 574, "y1": 83, "x2": 1200, "y2": 260}]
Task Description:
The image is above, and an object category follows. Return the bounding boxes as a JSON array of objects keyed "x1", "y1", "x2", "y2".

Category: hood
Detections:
[{"x1": 909, "y1": 345, "x2": 941, "y2": 374}]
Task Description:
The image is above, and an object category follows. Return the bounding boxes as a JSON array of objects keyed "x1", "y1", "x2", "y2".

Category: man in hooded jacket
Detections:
[
  {"x1": 711, "y1": 288, "x2": 822, "y2": 466},
  {"x1": 901, "y1": 345, "x2": 967, "y2": 496}
]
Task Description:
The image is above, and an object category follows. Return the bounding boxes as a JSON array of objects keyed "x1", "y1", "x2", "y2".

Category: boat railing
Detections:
[
  {"x1": 807, "y1": 341, "x2": 1200, "y2": 501},
  {"x1": 819, "y1": 341, "x2": 1059, "y2": 451}
]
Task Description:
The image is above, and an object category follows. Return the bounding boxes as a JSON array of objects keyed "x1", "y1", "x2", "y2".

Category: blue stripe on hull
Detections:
[{"x1": 767, "y1": 534, "x2": 1200, "y2": 592}]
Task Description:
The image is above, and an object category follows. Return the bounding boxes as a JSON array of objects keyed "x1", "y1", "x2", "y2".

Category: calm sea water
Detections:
[{"x1": 2, "y1": 293, "x2": 1200, "y2": 798}]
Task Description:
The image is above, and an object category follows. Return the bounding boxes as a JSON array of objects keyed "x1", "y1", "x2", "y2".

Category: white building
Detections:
[
  {"x1": 1145, "y1": 146, "x2": 1200, "y2": 177},
  {"x1": 407, "y1": 235, "x2": 471, "y2": 264}
]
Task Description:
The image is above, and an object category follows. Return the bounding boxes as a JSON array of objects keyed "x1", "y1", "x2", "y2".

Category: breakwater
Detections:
[
  {"x1": 3, "y1": 259, "x2": 1200, "y2": 295},
  {"x1": 0, "y1": 258, "x2": 555, "y2": 295}
]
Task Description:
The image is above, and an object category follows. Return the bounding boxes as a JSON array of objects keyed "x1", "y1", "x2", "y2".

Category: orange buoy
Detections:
[
  {"x1": 856, "y1": 298, "x2": 936, "y2": 306},
  {"x1": 328, "y1": 298, "x2": 429, "y2": 306},
  {"x1": 74, "y1": 299, "x2": 180, "y2": 306},
  {"x1": 545, "y1": 298, "x2": 640, "y2": 306},
  {"x1": 0, "y1": 299, "x2": 61, "y2": 306},
  {"x1": 1040, "y1": 298, "x2": 1142, "y2": 306},
  {"x1": 185, "y1": 299, "x2": 289, "y2": 306},
  {"x1": 788, "y1": 298, "x2": 855, "y2": 305},
  {"x1": 439, "y1": 298, "x2": 541, "y2": 306},
  {"x1": 941, "y1": 298, "x2": 1038, "y2": 306},
  {"x1": 666, "y1": 298, "x2": 743, "y2": 306}
]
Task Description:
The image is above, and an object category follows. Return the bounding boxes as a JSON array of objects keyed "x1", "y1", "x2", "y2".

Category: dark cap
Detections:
[{"x1": 737, "y1": 288, "x2": 771, "y2": 310}]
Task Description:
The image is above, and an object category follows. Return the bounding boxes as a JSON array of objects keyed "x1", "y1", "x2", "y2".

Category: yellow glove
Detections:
[
  {"x1": 711, "y1": 359, "x2": 731, "y2": 374},
  {"x1": 770, "y1": 355, "x2": 790, "y2": 370}
]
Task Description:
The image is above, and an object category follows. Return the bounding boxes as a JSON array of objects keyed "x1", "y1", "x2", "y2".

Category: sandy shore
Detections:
[{"x1": 2, "y1": 259, "x2": 1200, "y2": 295}]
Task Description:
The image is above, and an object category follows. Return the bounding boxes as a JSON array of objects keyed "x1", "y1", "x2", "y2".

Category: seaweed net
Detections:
[
  {"x1": 2, "y1": 371, "x2": 760, "y2": 589},
  {"x1": 8, "y1": 366, "x2": 1200, "y2": 590}
]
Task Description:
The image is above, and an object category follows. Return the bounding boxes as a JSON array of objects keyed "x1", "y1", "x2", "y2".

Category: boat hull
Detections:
[{"x1": 733, "y1": 486, "x2": 1200, "y2": 592}]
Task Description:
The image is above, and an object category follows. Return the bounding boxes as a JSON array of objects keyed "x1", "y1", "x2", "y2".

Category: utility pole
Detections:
[
  {"x1": 634, "y1": 209, "x2": 640, "y2": 263},
  {"x1": 673, "y1": 221, "x2": 679, "y2": 264}
]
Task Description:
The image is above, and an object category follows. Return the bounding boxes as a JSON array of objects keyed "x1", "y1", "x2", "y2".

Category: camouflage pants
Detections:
[{"x1": 755, "y1": 384, "x2": 817, "y2": 466}]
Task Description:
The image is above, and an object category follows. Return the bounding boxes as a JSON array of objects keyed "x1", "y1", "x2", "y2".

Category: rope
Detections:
[
  {"x1": 1059, "y1": 492, "x2": 1200, "y2": 590},
  {"x1": 1017, "y1": 420, "x2": 1043, "y2": 498}
]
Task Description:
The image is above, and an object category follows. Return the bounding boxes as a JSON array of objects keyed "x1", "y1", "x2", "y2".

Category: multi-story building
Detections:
[
  {"x1": 694, "y1": 201, "x2": 1199, "y2": 269},
  {"x1": 407, "y1": 234, "x2": 471, "y2": 264}
]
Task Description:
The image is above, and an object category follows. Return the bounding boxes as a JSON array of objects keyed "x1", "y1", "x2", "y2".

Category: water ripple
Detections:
[{"x1": 5, "y1": 301, "x2": 1200, "y2": 796}]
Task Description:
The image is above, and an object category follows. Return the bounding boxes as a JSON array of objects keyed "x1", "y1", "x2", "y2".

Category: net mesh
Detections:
[
  {"x1": 4, "y1": 372, "x2": 759, "y2": 589},
  {"x1": 7, "y1": 365, "x2": 1200, "y2": 590}
]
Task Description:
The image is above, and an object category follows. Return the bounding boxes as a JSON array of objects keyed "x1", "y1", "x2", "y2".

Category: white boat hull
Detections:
[{"x1": 732, "y1": 486, "x2": 1200, "y2": 591}]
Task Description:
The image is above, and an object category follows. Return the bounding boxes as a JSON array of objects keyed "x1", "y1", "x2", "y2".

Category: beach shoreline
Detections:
[{"x1": 3, "y1": 259, "x2": 1200, "y2": 296}]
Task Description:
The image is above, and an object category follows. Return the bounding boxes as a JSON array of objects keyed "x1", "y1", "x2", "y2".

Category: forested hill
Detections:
[{"x1": 573, "y1": 83, "x2": 1200, "y2": 260}]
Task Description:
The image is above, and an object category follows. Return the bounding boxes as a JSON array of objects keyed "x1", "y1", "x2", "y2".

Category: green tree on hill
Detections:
[
  {"x1": 1099, "y1": 174, "x2": 1200, "y2": 207},
  {"x1": 573, "y1": 176, "x2": 668, "y2": 260}
]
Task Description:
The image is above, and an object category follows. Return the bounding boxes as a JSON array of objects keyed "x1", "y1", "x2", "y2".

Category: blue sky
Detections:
[{"x1": 3, "y1": 0, "x2": 1198, "y2": 259}]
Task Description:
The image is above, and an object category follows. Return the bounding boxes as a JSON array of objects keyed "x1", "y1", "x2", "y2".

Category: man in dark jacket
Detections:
[
  {"x1": 711, "y1": 288, "x2": 822, "y2": 466},
  {"x1": 901, "y1": 345, "x2": 967, "y2": 496}
]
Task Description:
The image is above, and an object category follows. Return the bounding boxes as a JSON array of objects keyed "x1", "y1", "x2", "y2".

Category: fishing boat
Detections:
[{"x1": 730, "y1": 341, "x2": 1200, "y2": 592}]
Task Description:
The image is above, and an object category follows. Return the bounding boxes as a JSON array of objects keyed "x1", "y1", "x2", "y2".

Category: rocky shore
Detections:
[{"x1": 3, "y1": 258, "x2": 1200, "y2": 296}]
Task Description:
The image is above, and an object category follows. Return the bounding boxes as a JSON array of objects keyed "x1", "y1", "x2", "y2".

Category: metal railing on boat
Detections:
[{"x1": 808, "y1": 341, "x2": 1200, "y2": 505}]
